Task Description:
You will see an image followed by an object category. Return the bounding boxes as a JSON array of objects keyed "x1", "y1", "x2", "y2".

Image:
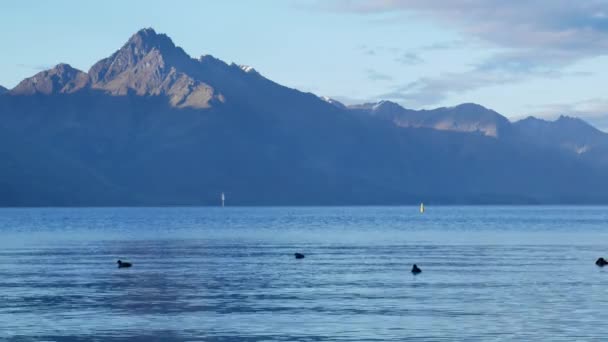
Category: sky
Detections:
[{"x1": 2, "y1": 0, "x2": 608, "y2": 128}]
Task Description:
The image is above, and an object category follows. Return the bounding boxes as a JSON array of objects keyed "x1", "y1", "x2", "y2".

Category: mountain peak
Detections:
[
  {"x1": 430, "y1": 103, "x2": 509, "y2": 137},
  {"x1": 518, "y1": 115, "x2": 543, "y2": 122},
  {"x1": 87, "y1": 29, "x2": 225, "y2": 108},
  {"x1": 372, "y1": 100, "x2": 404, "y2": 112},
  {"x1": 556, "y1": 115, "x2": 587, "y2": 124},
  {"x1": 454, "y1": 102, "x2": 485, "y2": 108},
  {"x1": 11, "y1": 63, "x2": 89, "y2": 95},
  {"x1": 348, "y1": 100, "x2": 406, "y2": 113},
  {"x1": 554, "y1": 115, "x2": 603, "y2": 134},
  {"x1": 89, "y1": 28, "x2": 189, "y2": 86},
  {"x1": 126, "y1": 28, "x2": 179, "y2": 56},
  {"x1": 514, "y1": 114, "x2": 607, "y2": 155},
  {"x1": 516, "y1": 115, "x2": 593, "y2": 127},
  {"x1": 440, "y1": 102, "x2": 508, "y2": 121},
  {"x1": 351, "y1": 101, "x2": 510, "y2": 137},
  {"x1": 133, "y1": 27, "x2": 157, "y2": 37},
  {"x1": 447, "y1": 102, "x2": 495, "y2": 114}
]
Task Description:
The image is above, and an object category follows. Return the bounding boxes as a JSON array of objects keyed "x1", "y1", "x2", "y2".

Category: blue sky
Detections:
[{"x1": 2, "y1": 0, "x2": 608, "y2": 127}]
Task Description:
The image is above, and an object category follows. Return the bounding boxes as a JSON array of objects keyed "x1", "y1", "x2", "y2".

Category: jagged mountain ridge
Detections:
[
  {"x1": 514, "y1": 116, "x2": 608, "y2": 153},
  {"x1": 1, "y1": 28, "x2": 608, "y2": 205},
  {"x1": 10, "y1": 29, "x2": 226, "y2": 108},
  {"x1": 356, "y1": 101, "x2": 509, "y2": 137},
  {"x1": 348, "y1": 101, "x2": 512, "y2": 137},
  {"x1": 349, "y1": 100, "x2": 608, "y2": 154}
]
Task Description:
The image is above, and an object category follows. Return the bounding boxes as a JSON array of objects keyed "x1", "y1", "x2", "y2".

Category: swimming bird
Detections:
[
  {"x1": 411, "y1": 264, "x2": 422, "y2": 274},
  {"x1": 294, "y1": 253, "x2": 305, "y2": 259},
  {"x1": 117, "y1": 260, "x2": 132, "y2": 268},
  {"x1": 596, "y1": 257, "x2": 608, "y2": 267}
]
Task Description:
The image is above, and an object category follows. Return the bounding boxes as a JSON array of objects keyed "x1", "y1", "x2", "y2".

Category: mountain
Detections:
[
  {"x1": 512, "y1": 115, "x2": 608, "y2": 167},
  {"x1": 1, "y1": 28, "x2": 608, "y2": 205},
  {"x1": 349, "y1": 101, "x2": 511, "y2": 137},
  {"x1": 415, "y1": 103, "x2": 512, "y2": 138},
  {"x1": 514, "y1": 115, "x2": 608, "y2": 154},
  {"x1": 0, "y1": 85, "x2": 7, "y2": 94},
  {"x1": 11, "y1": 63, "x2": 90, "y2": 95},
  {"x1": 88, "y1": 28, "x2": 224, "y2": 109}
]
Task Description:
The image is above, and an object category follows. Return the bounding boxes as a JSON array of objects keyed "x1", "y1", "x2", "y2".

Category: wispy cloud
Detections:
[
  {"x1": 380, "y1": 49, "x2": 594, "y2": 107},
  {"x1": 378, "y1": 68, "x2": 592, "y2": 108},
  {"x1": 326, "y1": 0, "x2": 608, "y2": 106},
  {"x1": 16, "y1": 63, "x2": 51, "y2": 71},
  {"x1": 356, "y1": 45, "x2": 377, "y2": 56},
  {"x1": 366, "y1": 68, "x2": 394, "y2": 81},
  {"x1": 420, "y1": 39, "x2": 472, "y2": 51},
  {"x1": 379, "y1": 69, "x2": 523, "y2": 107},
  {"x1": 395, "y1": 52, "x2": 423, "y2": 65},
  {"x1": 326, "y1": 0, "x2": 608, "y2": 55},
  {"x1": 357, "y1": 45, "x2": 425, "y2": 66}
]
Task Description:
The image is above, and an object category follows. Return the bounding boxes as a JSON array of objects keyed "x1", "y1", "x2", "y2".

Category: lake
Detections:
[{"x1": 1, "y1": 206, "x2": 608, "y2": 341}]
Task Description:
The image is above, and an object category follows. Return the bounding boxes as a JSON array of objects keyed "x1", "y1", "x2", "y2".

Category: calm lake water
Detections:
[{"x1": 2, "y1": 206, "x2": 608, "y2": 341}]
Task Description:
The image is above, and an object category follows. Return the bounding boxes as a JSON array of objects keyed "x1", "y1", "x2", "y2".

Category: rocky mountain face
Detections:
[
  {"x1": 88, "y1": 28, "x2": 224, "y2": 109},
  {"x1": 1, "y1": 28, "x2": 608, "y2": 205},
  {"x1": 0, "y1": 85, "x2": 7, "y2": 94},
  {"x1": 11, "y1": 63, "x2": 90, "y2": 95}
]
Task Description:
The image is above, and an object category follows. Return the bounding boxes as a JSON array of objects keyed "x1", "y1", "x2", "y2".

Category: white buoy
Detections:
[
  {"x1": 221, "y1": 192, "x2": 225, "y2": 207},
  {"x1": 420, "y1": 202, "x2": 425, "y2": 213}
]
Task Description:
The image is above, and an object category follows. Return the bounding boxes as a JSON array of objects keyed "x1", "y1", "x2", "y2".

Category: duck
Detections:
[
  {"x1": 411, "y1": 264, "x2": 422, "y2": 274},
  {"x1": 294, "y1": 253, "x2": 305, "y2": 259},
  {"x1": 117, "y1": 260, "x2": 133, "y2": 268},
  {"x1": 596, "y1": 257, "x2": 608, "y2": 267}
]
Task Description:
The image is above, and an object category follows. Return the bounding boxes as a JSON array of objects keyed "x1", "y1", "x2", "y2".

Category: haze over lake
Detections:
[{"x1": 2, "y1": 206, "x2": 608, "y2": 341}]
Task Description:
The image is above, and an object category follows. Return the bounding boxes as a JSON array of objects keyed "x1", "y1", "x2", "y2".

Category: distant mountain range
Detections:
[{"x1": 1, "y1": 28, "x2": 608, "y2": 205}]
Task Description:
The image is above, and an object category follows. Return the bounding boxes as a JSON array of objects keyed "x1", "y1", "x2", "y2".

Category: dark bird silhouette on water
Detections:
[
  {"x1": 596, "y1": 257, "x2": 608, "y2": 267},
  {"x1": 294, "y1": 253, "x2": 305, "y2": 259},
  {"x1": 117, "y1": 260, "x2": 132, "y2": 268},
  {"x1": 411, "y1": 264, "x2": 422, "y2": 274}
]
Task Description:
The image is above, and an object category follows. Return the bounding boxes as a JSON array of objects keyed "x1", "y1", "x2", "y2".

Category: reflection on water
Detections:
[{"x1": 1, "y1": 206, "x2": 608, "y2": 341}]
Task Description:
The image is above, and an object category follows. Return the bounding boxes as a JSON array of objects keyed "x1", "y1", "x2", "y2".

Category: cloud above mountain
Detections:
[
  {"x1": 326, "y1": 0, "x2": 608, "y2": 55},
  {"x1": 324, "y1": 0, "x2": 608, "y2": 106},
  {"x1": 380, "y1": 64, "x2": 590, "y2": 108}
]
